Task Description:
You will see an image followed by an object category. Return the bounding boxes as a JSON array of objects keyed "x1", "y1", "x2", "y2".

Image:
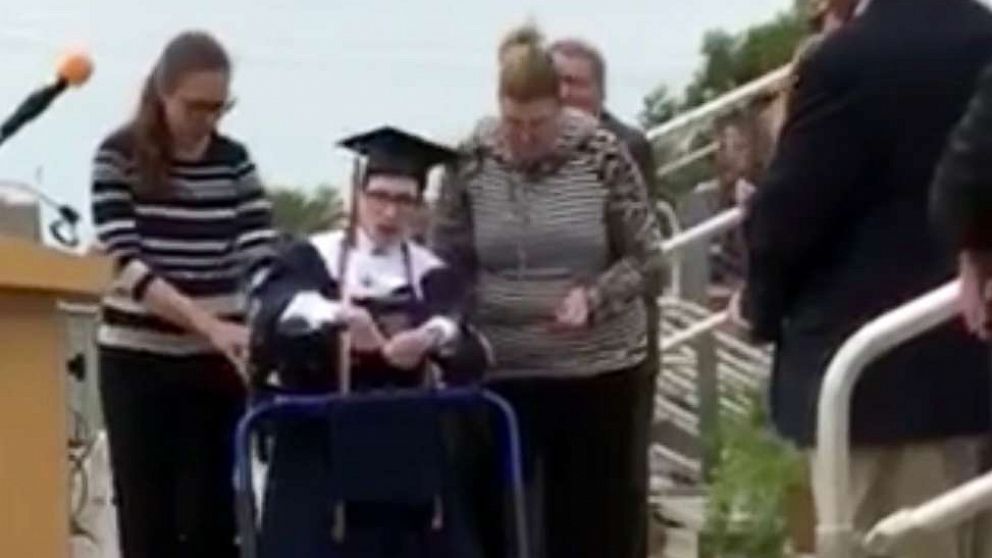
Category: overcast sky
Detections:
[{"x1": 0, "y1": 0, "x2": 793, "y2": 242}]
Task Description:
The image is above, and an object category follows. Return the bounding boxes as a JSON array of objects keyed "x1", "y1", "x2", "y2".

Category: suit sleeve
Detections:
[
  {"x1": 931, "y1": 63, "x2": 992, "y2": 250},
  {"x1": 743, "y1": 47, "x2": 872, "y2": 342}
]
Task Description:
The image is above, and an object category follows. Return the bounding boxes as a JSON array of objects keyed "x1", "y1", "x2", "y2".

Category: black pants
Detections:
[
  {"x1": 99, "y1": 348, "x2": 246, "y2": 558},
  {"x1": 482, "y1": 363, "x2": 652, "y2": 558}
]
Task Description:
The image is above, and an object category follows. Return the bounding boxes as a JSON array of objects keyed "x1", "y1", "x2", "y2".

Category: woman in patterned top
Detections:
[
  {"x1": 431, "y1": 24, "x2": 664, "y2": 558},
  {"x1": 90, "y1": 31, "x2": 275, "y2": 558}
]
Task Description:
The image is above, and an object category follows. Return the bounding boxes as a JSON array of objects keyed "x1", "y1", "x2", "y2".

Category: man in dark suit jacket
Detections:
[
  {"x1": 744, "y1": 0, "x2": 992, "y2": 554},
  {"x1": 550, "y1": 37, "x2": 661, "y2": 558}
]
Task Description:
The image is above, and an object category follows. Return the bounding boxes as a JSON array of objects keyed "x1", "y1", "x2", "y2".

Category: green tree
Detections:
[
  {"x1": 683, "y1": 30, "x2": 739, "y2": 109},
  {"x1": 268, "y1": 184, "x2": 346, "y2": 237},
  {"x1": 639, "y1": 84, "x2": 681, "y2": 130},
  {"x1": 639, "y1": 0, "x2": 811, "y2": 128},
  {"x1": 639, "y1": 0, "x2": 813, "y2": 201}
]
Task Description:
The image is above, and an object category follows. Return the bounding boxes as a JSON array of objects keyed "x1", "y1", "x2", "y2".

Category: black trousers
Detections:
[
  {"x1": 482, "y1": 362, "x2": 652, "y2": 558},
  {"x1": 99, "y1": 347, "x2": 246, "y2": 558}
]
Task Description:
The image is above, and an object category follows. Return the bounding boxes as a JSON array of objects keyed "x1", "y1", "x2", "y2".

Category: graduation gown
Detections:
[{"x1": 249, "y1": 230, "x2": 492, "y2": 558}]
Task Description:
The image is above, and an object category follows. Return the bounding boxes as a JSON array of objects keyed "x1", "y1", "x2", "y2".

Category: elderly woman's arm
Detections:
[{"x1": 587, "y1": 133, "x2": 665, "y2": 322}]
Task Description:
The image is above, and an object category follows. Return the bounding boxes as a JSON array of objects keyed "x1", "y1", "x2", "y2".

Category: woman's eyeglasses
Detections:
[{"x1": 181, "y1": 96, "x2": 237, "y2": 116}]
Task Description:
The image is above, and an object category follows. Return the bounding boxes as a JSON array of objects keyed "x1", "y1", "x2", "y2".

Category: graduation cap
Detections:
[{"x1": 339, "y1": 126, "x2": 459, "y2": 190}]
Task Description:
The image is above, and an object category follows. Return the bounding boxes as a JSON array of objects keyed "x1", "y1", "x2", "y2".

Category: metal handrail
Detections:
[
  {"x1": 656, "y1": 206, "x2": 744, "y2": 345},
  {"x1": 661, "y1": 311, "x2": 730, "y2": 352},
  {"x1": 661, "y1": 206, "x2": 742, "y2": 257},
  {"x1": 645, "y1": 65, "x2": 792, "y2": 142},
  {"x1": 656, "y1": 143, "x2": 718, "y2": 181},
  {"x1": 864, "y1": 470, "x2": 992, "y2": 555},
  {"x1": 814, "y1": 281, "x2": 961, "y2": 558}
]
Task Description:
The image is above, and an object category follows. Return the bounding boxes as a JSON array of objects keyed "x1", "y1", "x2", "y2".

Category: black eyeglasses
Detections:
[
  {"x1": 363, "y1": 190, "x2": 420, "y2": 208},
  {"x1": 181, "y1": 96, "x2": 237, "y2": 116}
]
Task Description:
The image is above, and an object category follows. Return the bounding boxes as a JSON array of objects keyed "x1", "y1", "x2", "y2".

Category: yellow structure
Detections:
[{"x1": 0, "y1": 236, "x2": 109, "y2": 557}]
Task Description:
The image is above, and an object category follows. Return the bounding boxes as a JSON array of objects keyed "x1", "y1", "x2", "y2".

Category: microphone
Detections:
[{"x1": 0, "y1": 51, "x2": 93, "y2": 147}]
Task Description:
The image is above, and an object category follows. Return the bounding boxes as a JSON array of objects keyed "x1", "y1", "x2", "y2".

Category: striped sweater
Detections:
[
  {"x1": 431, "y1": 110, "x2": 664, "y2": 379},
  {"x1": 91, "y1": 130, "x2": 277, "y2": 356}
]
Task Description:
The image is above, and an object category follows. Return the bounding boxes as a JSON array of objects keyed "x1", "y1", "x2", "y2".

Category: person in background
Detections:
[
  {"x1": 548, "y1": 38, "x2": 657, "y2": 193},
  {"x1": 432, "y1": 24, "x2": 663, "y2": 558},
  {"x1": 742, "y1": 1, "x2": 992, "y2": 556},
  {"x1": 548, "y1": 36, "x2": 661, "y2": 557},
  {"x1": 90, "y1": 31, "x2": 276, "y2": 558},
  {"x1": 680, "y1": 109, "x2": 770, "y2": 307}
]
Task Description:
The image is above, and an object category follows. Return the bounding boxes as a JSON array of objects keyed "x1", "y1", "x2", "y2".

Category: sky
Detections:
[{"x1": 0, "y1": 0, "x2": 792, "y2": 244}]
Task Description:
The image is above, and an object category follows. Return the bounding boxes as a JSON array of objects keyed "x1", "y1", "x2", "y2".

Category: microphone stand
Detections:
[
  {"x1": 0, "y1": 180, "x2": 80, "y2": 249},
  {"x1": 0, "y1": 61, "x2": 91, "y2": 250}
]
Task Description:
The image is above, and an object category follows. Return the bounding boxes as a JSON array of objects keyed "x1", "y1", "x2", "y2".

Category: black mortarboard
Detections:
[{"x1": 338, "y1": 126, "x2": 458, "y2": 189}]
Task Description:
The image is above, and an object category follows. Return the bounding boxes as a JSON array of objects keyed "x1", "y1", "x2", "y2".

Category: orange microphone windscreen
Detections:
[{"x1": 57, "y1": 52, "x2": 93, "y2": 87}]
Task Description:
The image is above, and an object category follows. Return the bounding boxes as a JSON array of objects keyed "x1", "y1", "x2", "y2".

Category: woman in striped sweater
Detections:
[
  {"x1": 432, "y1": 25, "x2": 664, "y2": 558},
  {"x1": 90, "y1": 32, "x2": 275, "y2": 558}
]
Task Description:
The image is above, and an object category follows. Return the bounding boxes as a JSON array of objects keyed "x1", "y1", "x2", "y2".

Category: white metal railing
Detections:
[
  {"x1": 812, "y1": 281, "x2": 986, "y2": 558},
  {"x1": 655, "y1": 143, "x2": 718, "y2": 181},
  {"x1": 864, "y1": 471, "x2": 992, "y2": 555},
  {"x1": 661, "y1": 207, "x2": 742, "y2": 257},
  {"x1": 661, "y1": 310, "x2": 730, "y2": 352},
  {"x1": 661, "y1": 298, "x2": 772, "y2": 367},
  {"x1": 645, "y1": 65, "x2": 791, "y2": 142},
  {"x1": 657, "y1": 206, "x2": 744, "y2": 345}
]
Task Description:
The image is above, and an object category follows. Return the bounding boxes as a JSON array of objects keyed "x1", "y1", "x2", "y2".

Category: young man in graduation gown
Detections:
[{"x1": 248, "y1": 127, "x2": 493, "y2": 558}]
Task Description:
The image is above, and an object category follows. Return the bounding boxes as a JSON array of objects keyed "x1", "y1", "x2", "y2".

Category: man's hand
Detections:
[
  {"x1": 735, "y1": 178, "x2": 757, "y2": 207},
  {"x1": 727, "y1": 288, "x2": 752, "y2": 331},
  {"x1": 958, "y1": 251, "x2": 992, "y2": 340}
]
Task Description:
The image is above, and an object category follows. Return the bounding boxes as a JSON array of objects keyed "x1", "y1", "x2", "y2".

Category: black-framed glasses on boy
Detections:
[{"x1": 364, "y1": 190, "x2": 419, "y2": 208}]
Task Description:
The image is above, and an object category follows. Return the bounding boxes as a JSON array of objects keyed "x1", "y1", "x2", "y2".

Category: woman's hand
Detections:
[
  {"x1": 382, "y1": 329, "x2": 436, "y2": 370},
  {"x1": 552, "y1": 287, "x2": 591, "y2": 331},
  {"x1": 204, "y1": 319, "x2": 250, "y2": 372}
]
